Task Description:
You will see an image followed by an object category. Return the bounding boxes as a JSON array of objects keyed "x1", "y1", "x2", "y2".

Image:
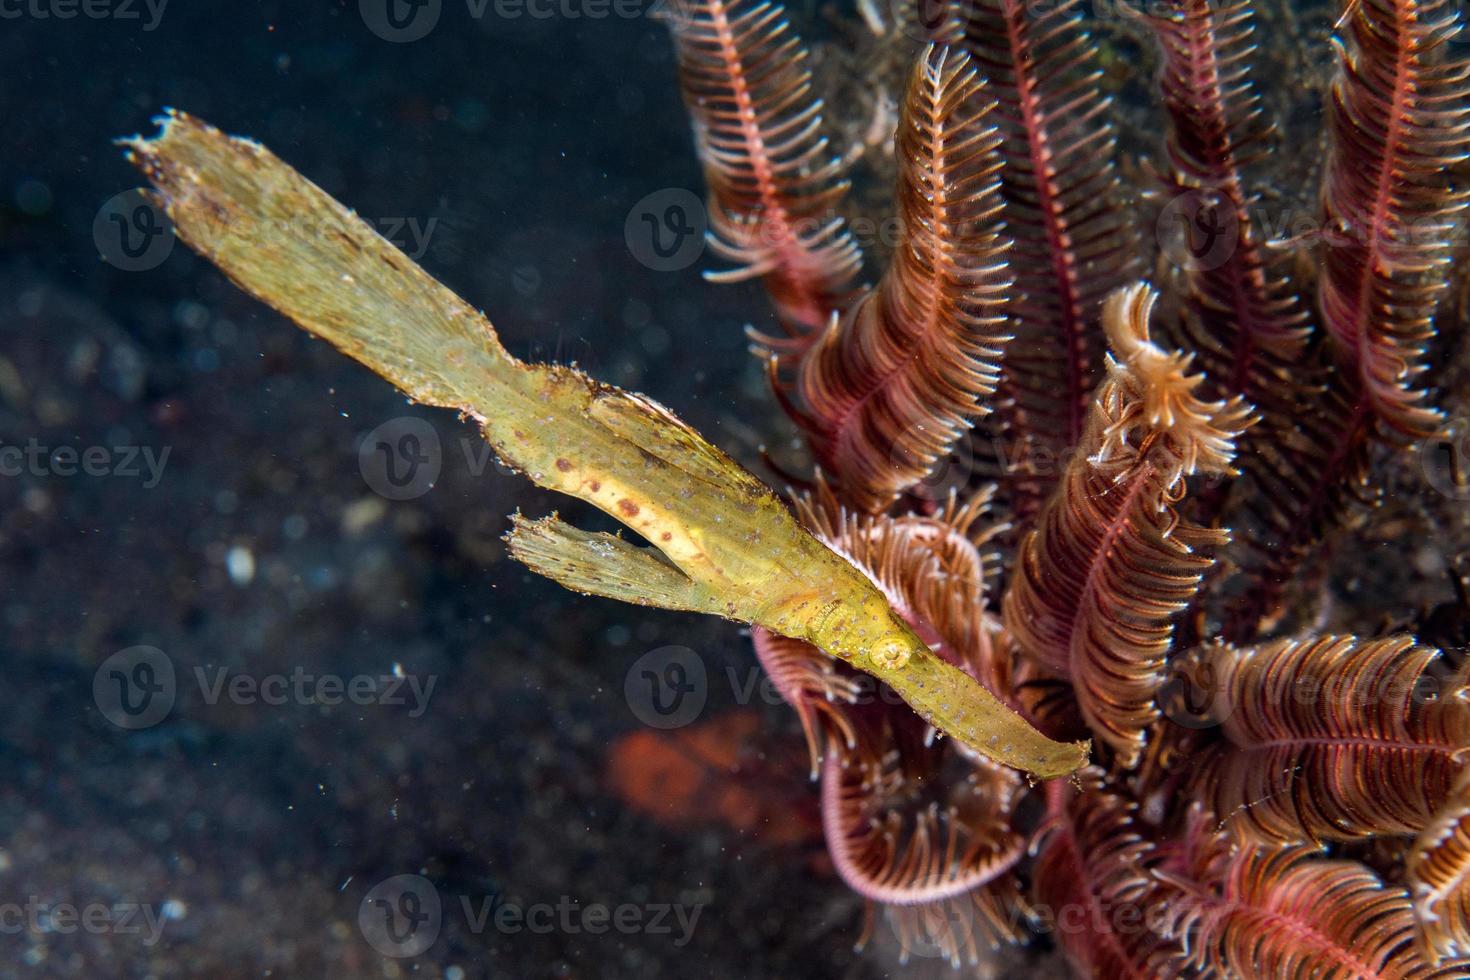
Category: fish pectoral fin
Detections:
[{"x1": 504, "y1": 512, "x2": 713, "y2": 613}]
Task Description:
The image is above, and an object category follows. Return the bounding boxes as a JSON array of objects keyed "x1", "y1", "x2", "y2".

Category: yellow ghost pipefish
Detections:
[{"x1": 121, "y1": 111, "x2": 1088, "y2": 781}]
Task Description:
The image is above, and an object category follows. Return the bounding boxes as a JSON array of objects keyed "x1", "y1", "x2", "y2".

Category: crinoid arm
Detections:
[
  {"x1": 1002, "y1": 283, "x2": 1253, "y2": 768},
  {"x1": 1410, "y1": 766, "x2": 1470, "y2": 961},
  {"x1": 1320, "y1": 0, "x2": 1470, "y2": 439},
  {"x1": 1031, "y1": 770, "x2": 1178, "y2": 976},
  {"x1": 122, "y1": 111, "x2": 1087, "y2": 781},
  {"x1": 1152, "y1": 806, "x2": 1470, "y2": 978},
  {"x1": 1138, "y1": 0, "x2": 1308, "y2": 416},
  {"x1": 956, "y1": 0, "x2": 1139, "y2": 517},
  {"x1": 794, "y1": 43, "x2": 1012, "y2": 513},
  {"x1": 665, "y1": 0, "x2": 863, "y2": 340},
  {"x1": 1190, "y1": 634, "x2": 1470, "y2": 844}
]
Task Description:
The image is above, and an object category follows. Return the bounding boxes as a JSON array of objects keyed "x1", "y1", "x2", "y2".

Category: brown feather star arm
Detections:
[
  {"x1": 1320, "y1": 0, "x2": 1470, "y2": 440},
  {"x1": 1218, "y1": 361, "x2": 1375, "y2": 645},
  {"x1": 820, "y1": 732, "x2": 1029, "y2": 967},
  {"x1": 1137, "y1": 0, "x2": 1309, "y2": 412},
  {"x1": 1002, "y1": 283, "x2": 1254, "y2": 768},
  {"x1": 793, "y1": 43, "x2": 1012, "y2": 514},
  {"x1": 1410, "y1": 765, "x2": 1470, "y2": 961},
  {"x1": 1031, "y1": 770, "x2": 1181, "y2": 978},
  {"x1": 665, "y1": 0, "x2": 862, "y2": 341},
  {"x1": 1154, "y1": 806, "x2": 1470, "y2": 979},
  {"x1": 957, "y1": 0, "x2": 1140, "y2": 518},
  {"x1": 122, "y1": 111, "x2": 1087, "y2": 781},
  {"x1": 1190, "y1": 634, "x2": 1470, "y2": 845}
]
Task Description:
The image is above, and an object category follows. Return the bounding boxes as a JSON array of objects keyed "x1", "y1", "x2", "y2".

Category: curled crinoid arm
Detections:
[
  {"x1": 821, "y1": 727, "x2": 1028, "y2": 968},
  {"x1": 957, "y1": 0, "x2": 1139, "y2": 518},
  {"x1": 1195, "y1": 634, "x2": 1470, "y2": 845},
  {"x1": 1153, "y1": 808, "x2": 1470, "y2": 978},
  {"x1": 1003, "y1": 284, "x2": 1253, "y2": 768},
  {"x1": 751, "y1": 628, "x2": 863, "y2": 777},
  {"x1": 1031, "y1": 769, "x2": 1179, "y2": 976},
  {"x1": 794, "y1": 43, "x2": 1012, "y2": 514},
  {"x1": 1217, "y1": 364, "x2": 1375, "y2": 645},
  {"x1": 126, "y1": 111, "x2": 1085, "y2": 781},
  {"x1": 1139, "y1": 0, "x2": 1309, "y2": 414},
  {"x1": 1320, "y1": 0, "x2": 1470, "y2": 439},
  {"x1": 1410, "y1": 766, "x2": 1470, "y2": 961},
  {"x1": 760, "y1": 480, "x2": 1014, "y2": 774},
  {"x1": 665, "y1": 0, "x2": 863, "y2": 341}
]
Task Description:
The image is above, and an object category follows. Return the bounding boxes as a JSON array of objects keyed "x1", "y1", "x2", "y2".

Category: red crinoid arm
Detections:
[
  {"x1": 1192, "y1": 634, "x2": 1470, "y2": 845},
  {"x1": 1154, "y1": 817, "x2": 1470, "y2": 978},
  {"x1": 794, "y1": 44, "x2": 1012, "y2": 514},
  {"x1": 960, "y1": 0, "x2": 1138, "y2": 518},
  {"x1": 1410, "y1": 766, "x2": 1470, "y2": 960},
  {"x1": 820, "y1": 734, "x2": 1028, "y2": 967},
  {"x1": 666, "y1": 0, "x2": 863, "y2": 342},
  {"x1": 1031, "y1": 771, "x2": 1180, "y2": 977},
  {"x1": 1320, "y1": 0, "x2": 1470, "y2": 439},
  {"x1": 1003, "y1": 285, "x2": 1252, "y2": 767},
  {"x1": 1141, "y1": 0, "x2": 1309, "y2": 408},
  {"x1": 1220, "y1": 367, "x2": 1374, "y2": 644}
]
